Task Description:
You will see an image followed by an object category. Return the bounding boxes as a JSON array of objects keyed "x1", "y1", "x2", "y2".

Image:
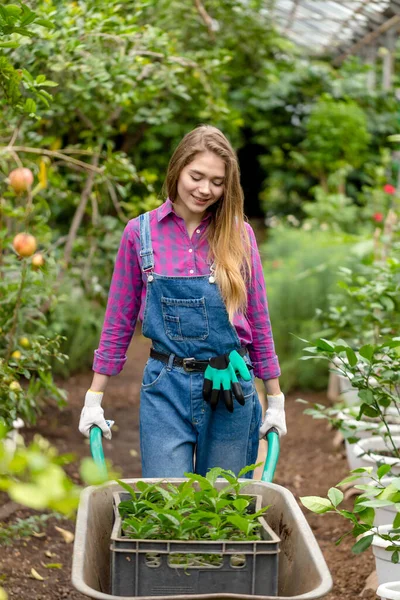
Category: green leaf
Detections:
[
  {"x1": 358, "y1": 499, "x2": 394, "y2": 508},
  {"x1": 205, "y1": 467, "x2": 225, "y2": 485},
  {"x1": 23, "y1": 98, "x2": 36, "y2": 114},
  {"x1": 232, "y1": 498, "x2": 249, "y2": 512},
  {"x1": 392, "y1": 550, "x2": 399, "y2": 564},
  {"x1": 358, "y1": 403, "x2": 379, "y2": 419},
  {"x1": 238, "y1": 463, "x2": 260, "y2": 478},
  {"x1": 337, "y1": 474, "x2": 364, "y2": 486},
  {"x1": 352, "y1": 534, "x2": 374, "y2": 554},
  {"x1": 316, "y1": 338, "x2": 335, "y2": 352},
  {"x1": 0, "y1": 41, "x2": 20, "y2": 48},
  {"x1": 359, "y1": 345, "x2": 375, "y2": 362},
  {"x1": 5, "y1": 4, "x2": 22, "y2": 16},
  {"x1": 345, "y1": 347, "x2": 358, "y2": 367},
  {"x1": 328, "y1": 487, "x2": 344, "y2": 507},
  {"x1": 357, "y1": 507, "x2": 375, "y2": 527},
  {"x1": 116, "y1": 479, "x2": 137, "y2": 498},
  {"x1": 9, "y1": 483, "x2": 49, "y2": 509},
  {"x1": 358, "y1": 389, "x2": 375, "y2": 405},
  {"x1": 226, "y1": 514, "x2": 251, "y2": 534},
  {"x1": 34, "y1": 18, "x2": 54, "y2": 28},
  {"x1": 20, "y1": 12, "x2": 37, "y2": 27},
  {"x1": 300, "y1": 496, "x2": 333, "y2": 514},
  {"x1": 135, "y1": 481, "x2": 150, "y2": 493},
  {"x1": 377, "y1": 464, "x2": 393, "y2": 479},
  {"x1": 393, "y1": 513, "x2": 400, "y2": 529}
]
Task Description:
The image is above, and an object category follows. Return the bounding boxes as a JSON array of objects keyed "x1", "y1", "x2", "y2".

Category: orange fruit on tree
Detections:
[
  {"x1": 8, "y1": 167, "x2": 34, "y2": 193},
  {"x1": 13, "y1": 233, "x2": 37, "y2": 257}
]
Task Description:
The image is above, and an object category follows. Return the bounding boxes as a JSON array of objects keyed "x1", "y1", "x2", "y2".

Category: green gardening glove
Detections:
[{"x1": 203, "y1": 350, "x2": 252, "y2": 413}]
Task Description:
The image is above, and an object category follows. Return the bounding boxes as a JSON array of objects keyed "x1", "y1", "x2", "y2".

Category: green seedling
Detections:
[{"x1": 116, "y1": 464, "x2": 269, "y2": 549}]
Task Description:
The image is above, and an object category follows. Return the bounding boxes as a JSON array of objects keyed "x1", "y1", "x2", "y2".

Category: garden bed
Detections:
[{"x1": 0, "y1": 333, "x2": 375, "y2": 600}]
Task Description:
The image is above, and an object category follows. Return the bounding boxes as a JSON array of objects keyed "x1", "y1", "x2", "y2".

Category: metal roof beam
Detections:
[
  {"x1": 333, "y1": 13, "x2": 400, "y2": 64},
  {"x1": 284, "y1": 0, "x2": 301, "y2": 33},
  {"x1": 325, "y1": 0, "x2": 377, "y2": 51}
]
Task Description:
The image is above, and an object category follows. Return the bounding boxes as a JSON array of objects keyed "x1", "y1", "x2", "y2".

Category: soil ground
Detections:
[{"x1": 0, "y1": 329, "x2": 376, "y2": 600}]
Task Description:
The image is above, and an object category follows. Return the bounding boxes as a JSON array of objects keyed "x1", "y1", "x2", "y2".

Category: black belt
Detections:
[{"x1": 150, "y1": 347, "x2": 249, "y2": 373}]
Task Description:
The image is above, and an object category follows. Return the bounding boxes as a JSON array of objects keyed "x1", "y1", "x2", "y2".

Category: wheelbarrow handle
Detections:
[
  {"x1": 89, "y1": 425, "x2": 280, "y2": 482},
  {"x1": 89, "y1": 425, "x2": 108, "y2": 478},
  {"x1": 261, "y1": 427, "x2": 280, "y2": 483}
]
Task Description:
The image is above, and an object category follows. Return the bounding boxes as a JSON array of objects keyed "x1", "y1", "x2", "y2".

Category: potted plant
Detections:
[
  {"x1": 109, "y1": 465, "x2": 281, "y2": 597},
  {"x1": 300, "y1": 464, "x2": 400, "y2": 585},
  {"x1": 300, "y1": 334, "x2": 400, "y2": 585}
]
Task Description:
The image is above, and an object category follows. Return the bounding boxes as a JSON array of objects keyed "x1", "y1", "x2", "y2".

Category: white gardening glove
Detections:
[
  {"x1": 259, "y1": 392, "x2": 287, "y2": 439},
  {"x1": 79, "y1": 390, "x2": 112, "y2": 440}
]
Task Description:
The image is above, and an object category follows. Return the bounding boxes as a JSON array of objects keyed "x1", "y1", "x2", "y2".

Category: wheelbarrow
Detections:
[{"x1": 72, "y1": 427, "x2": 333, "y2": 599}]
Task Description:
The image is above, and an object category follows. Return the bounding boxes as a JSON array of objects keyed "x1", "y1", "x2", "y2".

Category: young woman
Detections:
[{"x1": 78, "y1": 125, "x2": 286, "y2": 478}]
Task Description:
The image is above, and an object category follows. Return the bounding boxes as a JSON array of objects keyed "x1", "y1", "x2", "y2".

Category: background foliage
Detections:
[{"x1": 1, "y1": 0, "x2": 400, "y2": 399}]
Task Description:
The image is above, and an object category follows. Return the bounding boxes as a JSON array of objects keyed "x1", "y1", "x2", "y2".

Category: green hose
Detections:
[
  {"x1": 261, "y1": 427, "x2": 280, "y2": 483},
  {"x1": 89, "y1": 425, "x2": 108, "y2": 479}
]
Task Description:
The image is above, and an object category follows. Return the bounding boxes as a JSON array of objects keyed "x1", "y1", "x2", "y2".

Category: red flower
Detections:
[
  {"x1": 373, "y1": 212, "x2": 384, "y2": 222},
  {"x1": 383, "y1": 184, "x2": 396, "y2": 195}
]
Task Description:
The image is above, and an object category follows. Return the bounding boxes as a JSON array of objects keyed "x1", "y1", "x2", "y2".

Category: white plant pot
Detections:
[
  {"x1": 345, "y1": 439, "x2": 368, "y2": 472},
  {"x1": 354, "y1": 436, "x2": 400, "y2": 476},
  {"x1": 338, "y1": 409, "x2": 400, "y2": 473},
  {"x1": 330, "y1": 357, "x2": 360, "y2": 406},
  {"x1": 370, "y1": 476, "x2": 398, "y2": 527},
  {"x1": 338, "y1": 374, "x2": 360, "y2": 406},
  {"x1": 377, "y1": 580, "x2": 400, "y2": 599},
  {"x1": 372, "y1": 525, "x2": 400, "y2": 586}
]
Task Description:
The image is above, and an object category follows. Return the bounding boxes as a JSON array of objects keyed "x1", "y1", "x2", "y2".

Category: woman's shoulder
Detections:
[{"x1": 124, "y1": 206, "x2": 161, "y2": 236}]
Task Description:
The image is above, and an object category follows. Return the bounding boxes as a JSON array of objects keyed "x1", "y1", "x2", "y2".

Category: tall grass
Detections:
[{"x1": 261, "y1": 227, "x2": 360, "y2": 391}]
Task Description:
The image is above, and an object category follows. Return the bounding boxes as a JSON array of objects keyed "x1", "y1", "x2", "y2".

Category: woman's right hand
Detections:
[{"x1": 78, "y1": 390, "x2": 112, "y2": 440}]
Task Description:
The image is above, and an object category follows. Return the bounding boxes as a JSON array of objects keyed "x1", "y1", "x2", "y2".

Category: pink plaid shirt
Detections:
[{"x1": 93, "y1": 199, "x2": 281, "y2": 381}]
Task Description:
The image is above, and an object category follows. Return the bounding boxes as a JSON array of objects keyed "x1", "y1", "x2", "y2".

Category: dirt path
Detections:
[{"x1": 0, "y1": 328, "x2": 375, "y2": 599}]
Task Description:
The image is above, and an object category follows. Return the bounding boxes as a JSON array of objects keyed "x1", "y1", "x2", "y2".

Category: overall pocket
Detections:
[
  {"x1": 161, "y1": 296, "x2": 209, "y2": 341},
  {"x1": 141, "y1": 358, "x2": 168, "y2": 389}
]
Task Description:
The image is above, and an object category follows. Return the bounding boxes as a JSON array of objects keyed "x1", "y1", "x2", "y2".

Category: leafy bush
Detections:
[{"x1": 48, "y1": 285, "x2": 106, "y2": 377}]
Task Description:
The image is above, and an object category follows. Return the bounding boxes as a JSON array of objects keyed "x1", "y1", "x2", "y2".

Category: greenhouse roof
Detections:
[{"x1": 269, "y1": 0, "x2": 400, "y2": 58}]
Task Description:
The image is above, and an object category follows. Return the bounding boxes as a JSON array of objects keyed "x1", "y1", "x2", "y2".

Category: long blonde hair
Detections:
[{"x1": 164, "y1": 125, "x2": 251, "y2": 320}]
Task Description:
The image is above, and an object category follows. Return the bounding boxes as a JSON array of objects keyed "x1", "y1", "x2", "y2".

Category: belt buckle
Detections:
[{"x1": 183, "y1": 357, "x2": 196, "y2": 372}]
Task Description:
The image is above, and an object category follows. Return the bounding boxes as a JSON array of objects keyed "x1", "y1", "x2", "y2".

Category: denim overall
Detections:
[{"x1": 139, "y1": 212, "x2": 262, "y2": 478}]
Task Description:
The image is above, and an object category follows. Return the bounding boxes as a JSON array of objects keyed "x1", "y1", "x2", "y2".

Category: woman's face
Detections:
[{"x1": 175, "y1": 151, "x2": 225, "y2": 221}]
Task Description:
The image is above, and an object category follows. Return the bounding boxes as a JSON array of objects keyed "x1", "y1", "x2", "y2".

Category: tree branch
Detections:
[
  {"x1": 194, "y1": 0, "x2": 216, "y2": 41},
  {"x1": 128, "y1": 50, "x2": 198, "y2": 68},
  {"x1": 63, "y1": 153, "x2": 101, "y2": 267},
  {"x1": 106, "y1": 180, "x2": 129, "y2": 223},
  {"x1": 0, "y1": 146, "x2": 104, "y2": 173}
]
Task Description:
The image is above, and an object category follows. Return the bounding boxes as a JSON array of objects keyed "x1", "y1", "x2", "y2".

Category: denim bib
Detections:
[{"x1": 139, "y1": 211, "x2": 241, "y2": 360}]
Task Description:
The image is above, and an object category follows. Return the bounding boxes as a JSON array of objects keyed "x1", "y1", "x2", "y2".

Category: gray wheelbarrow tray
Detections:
[{"x1": 72, "y1": 433, "x2": 333, "y2": 600}]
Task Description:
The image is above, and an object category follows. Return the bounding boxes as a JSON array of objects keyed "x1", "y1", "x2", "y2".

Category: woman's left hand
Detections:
[{"x1": 259, "y1": 392, "x2": 287, "y2": 438}]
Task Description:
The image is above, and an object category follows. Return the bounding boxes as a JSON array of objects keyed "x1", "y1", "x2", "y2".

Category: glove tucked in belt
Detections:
[{"x1": 202, "y1": 349, "x2": 252, "y2": 412}]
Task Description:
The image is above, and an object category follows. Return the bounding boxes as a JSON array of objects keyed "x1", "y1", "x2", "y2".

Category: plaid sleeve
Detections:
[
  {"x1": 245, "y1": 223, "x2": 281, "y2": 381},
  {"x1": 93, "y1": 220, "x2": 142, "y2": 376}
]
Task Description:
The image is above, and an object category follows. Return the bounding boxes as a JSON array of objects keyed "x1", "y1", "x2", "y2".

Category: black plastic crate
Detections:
[{"x1": 110, "y1": 491, "x2": 280, "y2": 597}]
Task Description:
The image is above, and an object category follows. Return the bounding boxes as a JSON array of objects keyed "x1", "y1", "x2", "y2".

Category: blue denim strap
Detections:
[{"x1": 139, "y1": 212, "x2": 154, "y2": 271}]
